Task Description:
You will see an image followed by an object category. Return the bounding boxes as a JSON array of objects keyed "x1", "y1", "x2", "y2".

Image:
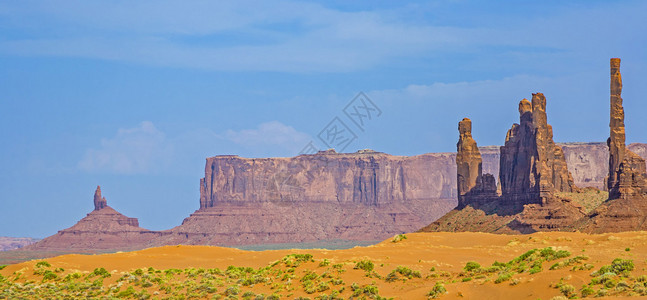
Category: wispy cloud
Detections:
[
  {"x1": 223, "y1": 121, "x2": 312, "y2": 155},
  {"x1": 78, "y1": 120, "x2": 312, "y2": 174},
  {"x1": 7, "y1": 1, "x2": 643, "y2": 73},
  {"x1": 78, "y1": 121, "x2": 172, "y2": 174}
]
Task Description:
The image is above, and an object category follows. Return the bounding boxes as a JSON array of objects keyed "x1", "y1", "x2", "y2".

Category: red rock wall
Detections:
[{"x1": 167, "y1": 151, "x2": 458, "y2": 245}]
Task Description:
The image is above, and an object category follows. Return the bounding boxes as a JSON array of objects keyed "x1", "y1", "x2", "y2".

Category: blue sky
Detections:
[{"x1": 1, "y1": 0, "x2": 646, "y2": 238}]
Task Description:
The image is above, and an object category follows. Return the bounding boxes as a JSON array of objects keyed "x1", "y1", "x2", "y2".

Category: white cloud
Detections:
[
  {"x1": 0, "y1": 0, "x2": 572, "y2": 72},
  {"x1": 78, "y1": 120, "x2": 312, "y2": 174},
  {"x1": 78, "y1": 121, "x2": 172, "y2": 174},
  {"x1": 224, "y1": 121, "x2": 312, "y2": 155}
]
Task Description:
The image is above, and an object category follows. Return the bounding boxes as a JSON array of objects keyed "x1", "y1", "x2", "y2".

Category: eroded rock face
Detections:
[
  {"x1": 24, "y1": 188, "x2": 156, "y2": 251},
  {"x1": 499, "y1": 94, "x2": 575, "y2": 206},
  {"x1": 159, "y1": 151, "x2": 457, "y2": 246}
]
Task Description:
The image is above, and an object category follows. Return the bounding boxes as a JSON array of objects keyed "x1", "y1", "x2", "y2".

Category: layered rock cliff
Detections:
[
  {"x1": 24, "y1": 187, "x2": 157, "y2": 251},
  {"x1": 0, "y1": 237, "x2": 39, "y2": 251},
  {"x1": 152, "y1": 150, "x2": 458, "y2": 246}
]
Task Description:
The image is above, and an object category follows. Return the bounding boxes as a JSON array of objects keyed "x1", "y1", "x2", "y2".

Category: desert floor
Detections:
[{"x1": 2, "y1": 231, "x2": 647, "y2": 299}]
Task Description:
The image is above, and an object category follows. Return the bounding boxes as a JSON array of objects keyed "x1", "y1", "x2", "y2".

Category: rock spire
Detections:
[
  {"x1": 607, "y1": 58, "x2": 647, "y2": 199},
  {"x1": 93, "y1": 186, "x2": 107, "y2": 210},
  {"x1": 499, "y1": 93, "x2": 575, "y2": 206},
  {"x1": 456, "y1": 118, "x2": 496, "y2": 208}
]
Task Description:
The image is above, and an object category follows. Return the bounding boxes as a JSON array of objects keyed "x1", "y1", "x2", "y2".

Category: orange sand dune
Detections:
[{"x1": 3, "y1": 231, "x2": 647, "y2": 299}]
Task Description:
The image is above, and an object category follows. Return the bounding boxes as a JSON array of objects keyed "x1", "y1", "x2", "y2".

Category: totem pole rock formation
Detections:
[
  {"x1": 456, "y1": 118, "x2": 496, "y2": 208},
  {"x1": 422, "y1": 92, "x2": 583, "y2": 233},
  {"x1": 93, "y1": 185, "x2": 107, "y2": 210},
  {"x1": 607, "y1": 58, "x2": 647, "y2": 199},
  {"x1": 499, "y1": 93, "x2": 575, "y2": 207},
  {"x1": 576, "y1": 58, "x2": 647, "y2": 233}
]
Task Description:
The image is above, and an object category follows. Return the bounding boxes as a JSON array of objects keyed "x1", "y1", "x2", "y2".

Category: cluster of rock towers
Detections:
[
  {"x1": 457, "y1": 93, "x2": 575, "y2": 210},
  {"x1": 457, "y1": 58, "x2": 647, "y2": 217}
]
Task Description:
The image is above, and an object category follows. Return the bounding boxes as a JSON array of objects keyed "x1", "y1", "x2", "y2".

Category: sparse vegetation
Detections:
[
  {"x1": 391, "y1": 234, "x2": 407, "y2": 243},
  {"x1": 35, "y1": 261, "x2": 51, "y2": 268},
  {"x1": 353, "y1": 260, "x2": 374, "y2": 272},
  {"x1": 426, "y1": 282, "x2": 446, "y2": 298},
  {"x1": 2, "y1": 237, "x2": 647, "y2": 299},
  {"x1": 463, "y1": 261, "x2": 480, "y2": 272}
]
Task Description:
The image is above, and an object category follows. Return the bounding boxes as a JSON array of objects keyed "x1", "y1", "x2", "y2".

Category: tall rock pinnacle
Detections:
[
  {"x1": 456, "y1": 118, "x2": 482, "y2": 208},
  {"x1": 606, "y1": 58, "x2": 647, "y2": 199},
  {"x1": 456, "y1": 118, "x2": 497, "y2": 208},
  {"x1": 94, "y1": 185, "x2": 107, "y2": 210},
  {"x1": 608, "y1": 58, "x2": 626, "y2": 198}
]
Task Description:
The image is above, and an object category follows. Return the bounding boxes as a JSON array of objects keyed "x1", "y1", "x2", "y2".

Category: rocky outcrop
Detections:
[
  {"x1": 456, "y1": 118, "x2": 496, "y2": 208},
  {"x1": 153, "y1": 150, "x2": 458, "y2": 246},
  {"x1": 499, "y1": 94, "x2": 575, "y2": 207},
  {"x1": 0, "y1": 237, "x2": 39, "y2": 251},
  {"x1": 23, "y1": 187, "x2": 157, "y2": 251}
]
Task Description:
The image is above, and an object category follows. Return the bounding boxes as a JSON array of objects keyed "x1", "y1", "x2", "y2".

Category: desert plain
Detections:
[{"x1": 3, "y1": 231, "x2": 647, "y2": 299}]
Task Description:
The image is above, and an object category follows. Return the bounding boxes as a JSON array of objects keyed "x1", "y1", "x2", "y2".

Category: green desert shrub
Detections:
[
  {"x1": 591, "y1": 258, "x2": 634, "y2": 277},
  {"x1": 464, "y1": 261, "x2": 481, "y2": 272},
  {"x1": 316, "y1": 281, "x2": 330, "y2": 292},
  {"x1": 280, "y1": 254, "x2": 314, "y2": 268},
  {"x1": 391, "y1": 234, "x2": 407, "y2": 243},
  {"x1": 353, "y1": 260, "x2": 374, "y2": 272},
  {"x1": 42, "y1": 270, "x2": 58, "y2": 281},
  {"x1": 494, "y1": 272, "x2": 513, "y2": 284},
  {"x1": 91, "y1": 267, "x2": 111, "y2": 278},
  {"x1": 581, "y1": 286, "x2": 595, "y2": 297},
  {"x1": 35, "y1": 261, "x2": 51, "y2": 268},
  {"x1": 426, "y1": 282, "x2": 446, "y2": 298},
  {"x1": 394, "y1": 266, "x2": 421, "y2": 279},
  {"x1": 558, "y1": 284, "x2": 575, "y2": 297},
  {"x1": 318, "y1": 259, "x2": 330, "y2": 267},
  {"x1": 224, "y1": 285, "x2": 240, "y2": 296},
  {"x1": 528, "y1": 261, "x2": 542, "y2": 274}
]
